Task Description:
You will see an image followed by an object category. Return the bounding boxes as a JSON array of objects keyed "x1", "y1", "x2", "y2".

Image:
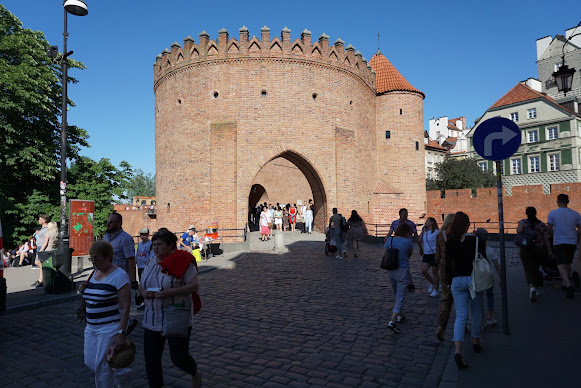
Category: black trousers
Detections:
[{"x1": 144, "y1": 327, "x2": 197, "y2": 388}]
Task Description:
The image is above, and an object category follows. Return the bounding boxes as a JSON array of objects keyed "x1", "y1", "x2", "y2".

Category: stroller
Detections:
[{"x1": 324, "y1": 227, "x2": 338, "y2": 256}]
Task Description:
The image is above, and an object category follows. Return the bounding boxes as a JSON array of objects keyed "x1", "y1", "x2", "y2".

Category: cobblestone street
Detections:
[{"x1": 0, "y1": 234, "x2": 454, "y2": 387}]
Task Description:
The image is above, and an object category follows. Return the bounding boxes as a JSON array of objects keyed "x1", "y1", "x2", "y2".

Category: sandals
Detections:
[{"x1": 454, "y1": 353, "x2": 468, "y2": 369}]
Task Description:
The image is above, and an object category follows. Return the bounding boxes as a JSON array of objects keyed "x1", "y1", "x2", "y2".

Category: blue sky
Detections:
[{"x1": 4, "y1": 0, "x2": 580, "y2": 175}]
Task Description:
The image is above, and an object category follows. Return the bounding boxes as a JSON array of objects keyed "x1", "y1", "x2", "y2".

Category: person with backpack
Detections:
[
  {"x1": 517, "y1": 207, "x2": 554, "y2": 301},
  {"x1": 444, "y1": 212, "x2": 486, "y2": 369},
  {"x1": 384, "y1": 222, "x2": 413, "y2": 333}
]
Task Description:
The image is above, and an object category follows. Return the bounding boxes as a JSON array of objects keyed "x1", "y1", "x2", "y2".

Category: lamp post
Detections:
[
  {"x1": 552, "y1": 21, "x2": 581, "y2": 95},
  {"x1": 56, "y1": 0, "x2": 88, "y2": 282}
]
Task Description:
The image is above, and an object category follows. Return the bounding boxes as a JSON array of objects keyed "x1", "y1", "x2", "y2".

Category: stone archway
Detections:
[{"x1": 250, "y1": 150, "x2": 327, "y2": 232}]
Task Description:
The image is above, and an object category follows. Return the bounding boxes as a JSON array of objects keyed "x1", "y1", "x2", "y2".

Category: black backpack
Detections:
[
  {"x1": 340, "y1": 216, "x2": 350, "y2": 232},
  {"x1": 515, "y1": 222, "x2": 536, "y2": 249}
]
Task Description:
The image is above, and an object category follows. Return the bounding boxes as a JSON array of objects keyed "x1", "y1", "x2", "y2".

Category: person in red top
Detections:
[{"x1": 289, "y1": 204, "x2": 297, "y2": 232}]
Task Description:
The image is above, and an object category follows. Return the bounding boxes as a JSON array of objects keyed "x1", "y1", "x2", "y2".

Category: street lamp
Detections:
[
  {"x1": 552, "y1": 21, "x2": 580, "y2": 96},
  {"x1": 56, "y1": 0, "x2": 88, "y2": 282}
]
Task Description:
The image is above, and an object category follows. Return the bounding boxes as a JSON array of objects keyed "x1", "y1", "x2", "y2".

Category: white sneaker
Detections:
[
  {"x1": 486, "y1": 317, "x2": 498, "y2": 326},
  {"x1": 428, "y1": 284, "x2": 434, "y2": 293},
  {"x1": 336, "y1": 255, "x2": 342, "y2": 259},
  {"x1": 430, "y1": 289, "x2": 438, "y2": 297},
  {"x1": 530, "y1": 287, "x2": 537, "y2": 302}
]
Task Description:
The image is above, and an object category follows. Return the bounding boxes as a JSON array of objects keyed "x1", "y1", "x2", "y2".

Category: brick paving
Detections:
[{"x1": 0, "y1": 233, "x2": 454, "y2": 387}]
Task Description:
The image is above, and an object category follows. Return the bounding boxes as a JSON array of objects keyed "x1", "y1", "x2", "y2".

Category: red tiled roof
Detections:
[
  {"x1": 490, "y1": 83, "x2": 550, "y2": 109},
  {"x1": 369, "y1": 52, "x2": 425, "y2": 98},
  {"x1": 425, "y1": 140, "x2": 448, "y2": 151}
]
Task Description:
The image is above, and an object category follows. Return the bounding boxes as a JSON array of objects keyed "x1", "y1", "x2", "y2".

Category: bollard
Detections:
[{"x1": 274, "y1": 232, "x2": 288, "y2": 253}]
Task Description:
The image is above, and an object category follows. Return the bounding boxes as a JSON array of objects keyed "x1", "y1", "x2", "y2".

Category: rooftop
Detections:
[{"x1": 369, "y1": 52, "x2": 424, "y2": 98}]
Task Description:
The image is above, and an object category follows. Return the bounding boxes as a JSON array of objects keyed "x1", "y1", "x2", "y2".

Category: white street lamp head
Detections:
[{"x1": 64, "y1": 0, "x2": 88, "y2": 16}]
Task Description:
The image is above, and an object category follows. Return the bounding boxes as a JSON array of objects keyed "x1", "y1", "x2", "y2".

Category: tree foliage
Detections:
[
  {"x1": 122, "y1": 168, "x2": 155, "y2": 203},
  {"x1": 0, "y1": 6, "x2": 131, "y2": 245},
  {"x1": 68, "y1": 157, "x2": 133, "y2": 237},
  {"x1": 426, "y1": 157, "x2": 497, "y2": 193}
]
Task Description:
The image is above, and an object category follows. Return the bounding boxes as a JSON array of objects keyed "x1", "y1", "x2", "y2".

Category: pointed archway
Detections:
[{"x1": 249, "y1": 150, "x2": 327, "y2": 232}]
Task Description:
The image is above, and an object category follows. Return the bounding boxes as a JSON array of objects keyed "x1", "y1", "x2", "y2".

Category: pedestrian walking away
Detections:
[
  {"x1": 435, "y1": 213, "x2": 455, "y2": 341},
  {"x1": 329, "y1": 208, "x2": 347, "y2": 258},
  {"x1": 516, "y1": 207, "x2": 553, "y2": 302},
  {"x1": 384, "y1": 223, "x2": 414, "y2": 333},
  {"x1": 386, "y1": 208, "x2": 418, "y2": 291},
  {"x1": 547, "y1": 194, "x2": 581, "y2": 298},
  {"x1": 474, "y1": 228, "x2": 502, "y2": 326},
  {"x1": 347, "y1": 210, "x2": 367, "y2": 257},
  {"x1": 444, "y1": 212, "x2": 486, "y2": 369}
]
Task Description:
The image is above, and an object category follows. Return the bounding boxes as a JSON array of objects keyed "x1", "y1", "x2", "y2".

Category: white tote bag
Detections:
[{"x1": 469, "y1": 236, "x2": 494, "y2": 299}]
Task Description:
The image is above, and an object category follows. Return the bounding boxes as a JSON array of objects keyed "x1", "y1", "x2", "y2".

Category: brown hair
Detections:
[
  {"x1": 89, "y1": 240, "x2": 114, "y2": 261},
  {"x1": 446, "y1": 212, "x2": 470, "y2": 242},
  {"x1": 394, "y1": 222, "x2": 412, "y2": 237}
]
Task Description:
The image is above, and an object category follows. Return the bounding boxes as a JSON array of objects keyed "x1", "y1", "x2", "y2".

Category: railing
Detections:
[
  {"x1": 218, "y1": 225, "x2": 248, "y2": 242},
  {"x1": 366, "y1": 221, "x2": 519, "y2": 239}
]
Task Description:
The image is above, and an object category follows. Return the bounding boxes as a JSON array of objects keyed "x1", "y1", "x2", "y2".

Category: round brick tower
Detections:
[
  {"x1": 369, "y1": 51, "x2": 426, "y2": 224},
  {"x1": 154, "y1": 27, "x2": 380, "y2": 236}
]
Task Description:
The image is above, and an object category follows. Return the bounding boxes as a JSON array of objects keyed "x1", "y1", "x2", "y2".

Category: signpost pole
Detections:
[{"x1": 496, "y1": 160, "x2": 510, "y2": 335}]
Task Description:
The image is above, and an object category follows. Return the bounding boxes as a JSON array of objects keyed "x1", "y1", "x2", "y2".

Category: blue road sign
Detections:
[{"x1": 473, "y1": 117, "x2": 521, "y2": 161}]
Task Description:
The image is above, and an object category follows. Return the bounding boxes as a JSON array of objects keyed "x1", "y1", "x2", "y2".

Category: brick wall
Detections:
[
  {"x1": 114, "y1": 209, "x2": 158, "y2": 240},
  {"x1": 154, "y1": 27, "x2": 424, "y2": 235},
  {"x1": 427, "y1": 182, "x2": 581, "y2": 230}
]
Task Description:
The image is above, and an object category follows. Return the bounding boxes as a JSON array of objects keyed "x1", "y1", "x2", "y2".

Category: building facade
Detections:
[
  {"x1": 468, "y1": 80, "x2": 581, "y2": 194},
  {"x1": 153, "y1": 27, "x2": 426, "y2": 236}
]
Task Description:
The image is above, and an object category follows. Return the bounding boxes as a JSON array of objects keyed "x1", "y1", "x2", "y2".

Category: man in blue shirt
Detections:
[{"x1": 179, "y1": 225, "x2": 199, "y2": 252}]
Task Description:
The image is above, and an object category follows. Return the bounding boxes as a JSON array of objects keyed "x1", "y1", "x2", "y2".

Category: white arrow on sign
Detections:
[{"x1": 483, "y1": 126, "x2": 518, "y2": 156}]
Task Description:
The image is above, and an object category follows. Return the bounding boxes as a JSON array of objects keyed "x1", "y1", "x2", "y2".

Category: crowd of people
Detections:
[
  {"x1": 381, "y1": 193, "x2": 581, "y2": 371},
  {"x1": 5, "y1": 193, "x2": 580, "y2": 382},
  {"x1": 252, "y1": 200, "x2": 315, "y2": 240}
]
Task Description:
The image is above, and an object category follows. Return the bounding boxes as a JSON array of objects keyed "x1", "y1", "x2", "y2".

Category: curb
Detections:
[{"x1": 1, "y1": 252, "x2": 251, "y2": 315}]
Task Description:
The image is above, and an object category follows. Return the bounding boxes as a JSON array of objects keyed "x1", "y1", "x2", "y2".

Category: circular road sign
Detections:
[{"x1": 473, "y1": 117, "x2": 521, "y2": 161}]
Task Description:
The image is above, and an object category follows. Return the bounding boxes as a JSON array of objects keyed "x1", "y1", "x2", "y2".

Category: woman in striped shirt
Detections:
[{"x1": 80, "y1": 240, "x2": 131, "y2": 387}]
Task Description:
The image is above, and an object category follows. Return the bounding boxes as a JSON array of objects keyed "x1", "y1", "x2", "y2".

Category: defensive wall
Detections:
[
  {"x1": 154, "y1": 26, "x2": 426, "y2": 238},
  {"x1": 426, "y1": 182, "x2": 581, "y2": 229}
]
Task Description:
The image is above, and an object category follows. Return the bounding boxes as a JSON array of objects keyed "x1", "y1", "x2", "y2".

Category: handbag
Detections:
[
  {"x1": 152, "y1": 265, "x2": 191, "y2": 338},
  {"x1": 469, "y1": 236, "x2": 494, "y2": 298},
  {"x1": 76, "y1": 270, "x2": 96, "y2": 323},
  {"x1": 380, "y1": 237, "x2": 399, "y2": 270}
]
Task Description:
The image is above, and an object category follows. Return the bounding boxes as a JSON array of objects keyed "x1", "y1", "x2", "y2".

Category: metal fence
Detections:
[{"x1": 366, "y1": 221, "x2": 520, "y2": 238}]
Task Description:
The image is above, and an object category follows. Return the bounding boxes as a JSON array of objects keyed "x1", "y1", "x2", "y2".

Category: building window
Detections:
[
  {"x1": 527, "y1": 108, "x2": 537, "y2": 119},
  {"x1": 548, "y1": 153, "x2": 560, "y2": 171},
  {"x1": 527, "y1": 129, "x2": 538, "y2": 143},
  {"x1": 511, "y1": 158, "x2": 522, "y2": 175},
  {"x1": 478, "y1": 161, "x2": 487, "y2": 172},
  {"x1": 427, "y1": 153, "x2": 432, "y2": 163},
  {"x1": 547, "y1": 126, "x2": 558, "y2": 140},
  {"x1": 529, "y1": 155, "x2": 540, "y2": 173},
  {"x1": 510, "y1": 112, "x2": 519, "y2": 122}
]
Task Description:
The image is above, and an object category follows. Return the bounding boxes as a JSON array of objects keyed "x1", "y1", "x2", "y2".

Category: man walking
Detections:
[
  {"x1": 386, "y1": 208, "x2": 419, "y2": 291},
  {"x1": 104, "y1": 212, "x2": 139, "y2": 331},
  {"x1": 547, "y1": 194, "x2": 581, "y2": 298},
  {"x1": 329, "y1": 208, "x2": 346, "y2": 259}
]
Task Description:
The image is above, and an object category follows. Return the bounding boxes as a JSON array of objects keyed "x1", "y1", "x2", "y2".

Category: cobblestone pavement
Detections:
[{"x1": 1, "y1": 235, "x2": 455, "y2": 387}]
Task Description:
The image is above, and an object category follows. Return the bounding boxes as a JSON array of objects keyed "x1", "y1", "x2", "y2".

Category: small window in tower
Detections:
[
  {"x1": 178, "y1": 99, "x2": 182, "y2": 104},
  {"x1": 400, "y1": 109, "x2": 402, "y2": 115},
  {"x1": 312, "y1": 93, "x2": 318, "y2": 100},
  {"x1": 261, "y1": 90, "x2": 267, "y2": 97},
  {"x1": 213, "y1": 91, "x2": 219, "y2": 98},
  {"x1": 416, "y1": 141, "x2": 419, "y2": 150},
  {"x1": 385, "y1": 131, "x2": 390, "y2": 139}
]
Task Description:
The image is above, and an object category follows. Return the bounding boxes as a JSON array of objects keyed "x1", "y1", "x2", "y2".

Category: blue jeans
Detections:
[{"x1": 451, "y1": 276, "x2": 484, "y2": 342}]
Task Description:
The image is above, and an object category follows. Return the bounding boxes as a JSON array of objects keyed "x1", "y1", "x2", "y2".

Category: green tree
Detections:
[
  {"x1": 67, "y1": 157, "x2": 133, "y2": 238},
  {"x1": 122, "y1": 168, "x2": 155, "y2": 203},
  {"x1": 0, "y1": 6, "x2": 126, "y2": 245},
  {"x1": 426, "y1": 157, "x2": 496, "y2": 193}
]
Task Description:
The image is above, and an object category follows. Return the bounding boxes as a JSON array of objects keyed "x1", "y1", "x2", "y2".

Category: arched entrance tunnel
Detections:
[{"x1": 248, "y1": 151, "x2": 327, "y2": 232}]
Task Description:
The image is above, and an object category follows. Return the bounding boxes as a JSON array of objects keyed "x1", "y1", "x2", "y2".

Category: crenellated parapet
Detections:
[{"x1": 153, "y1": 26, "x2": 376, "y2": 91}]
